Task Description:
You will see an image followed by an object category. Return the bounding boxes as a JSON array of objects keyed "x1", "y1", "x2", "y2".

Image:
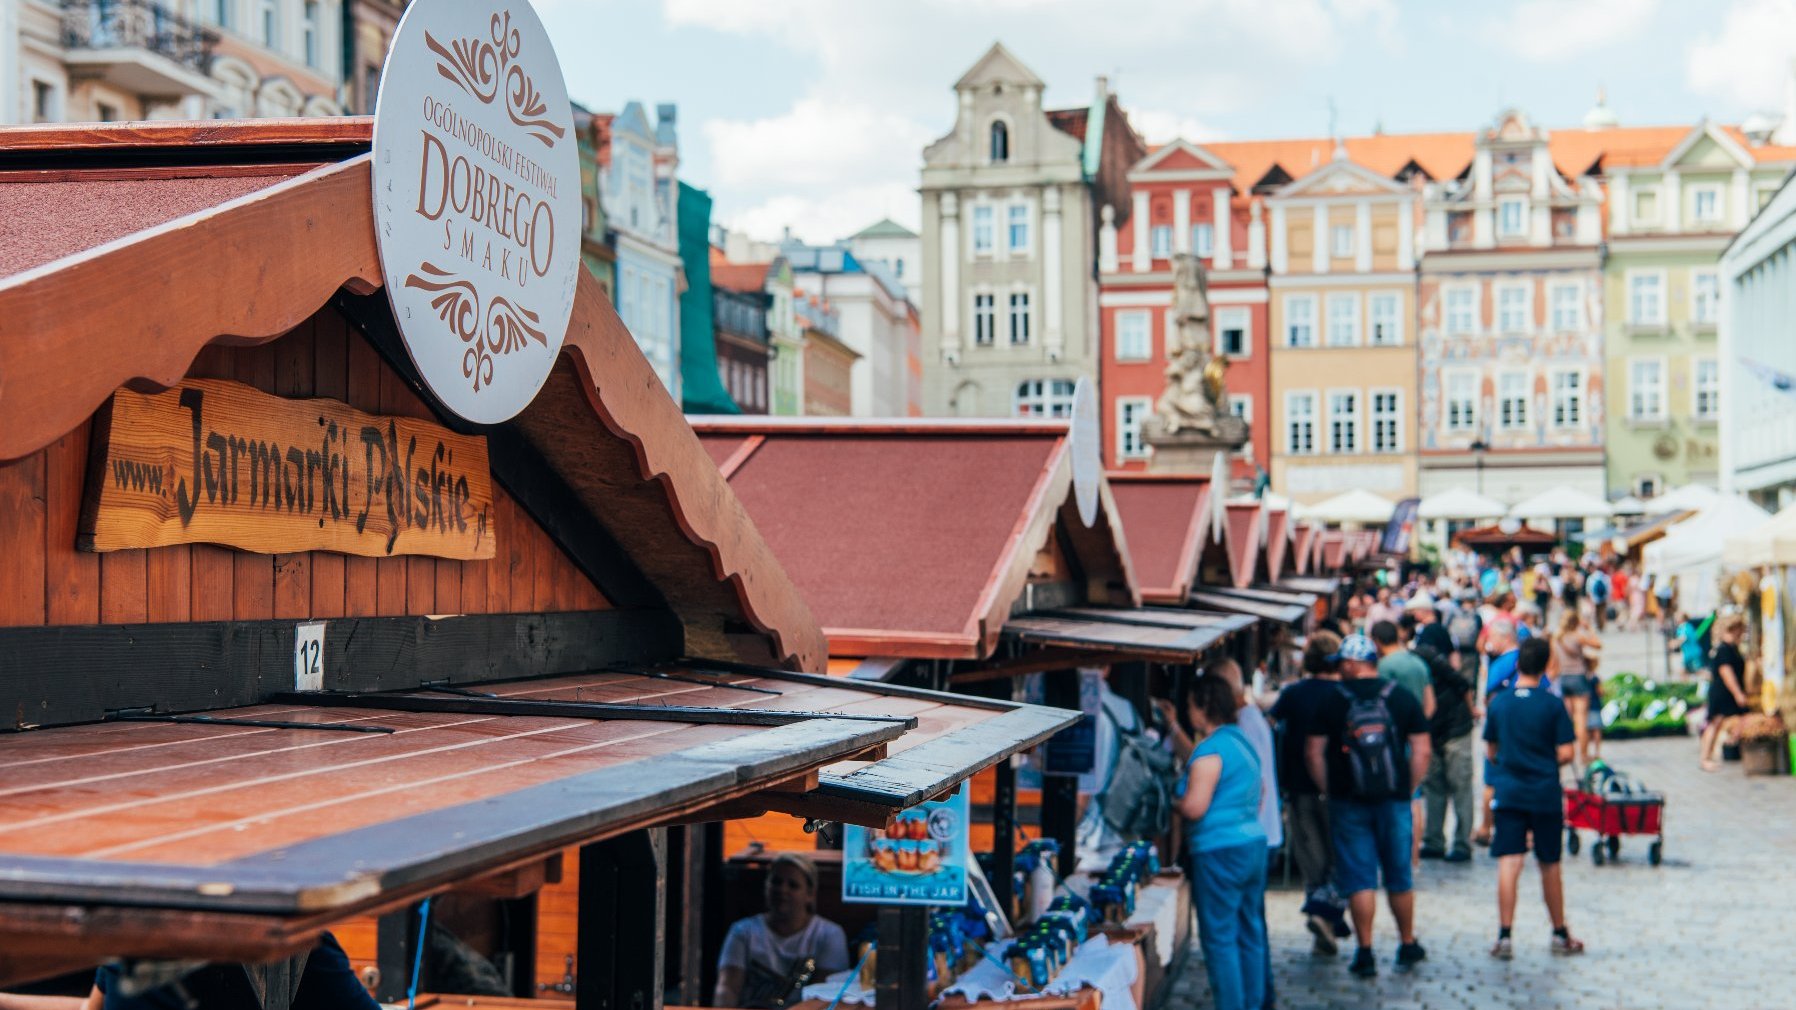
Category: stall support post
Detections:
[
  {"x1": 577, "y1": 828, "x2": 667, "y2": 1010},
  {"x1": 991, "y1": 754, "x2": 1017, "y2": 916},
  {"x1": 1041, "y1": 669, "x2": 1081, "y2": 866},
  {"x1": 248, "y1": 953, "x2": 307, "y2": 1010},
  {"x1": 874, "y1": 904, "x2": 929, "y2": 1010},
  {"x1": 373, "y1": 904, "x2": 420, "y2": 1003},
  {"x1": 666, "y1": 824, "x2": 707, "y2": 1005}
]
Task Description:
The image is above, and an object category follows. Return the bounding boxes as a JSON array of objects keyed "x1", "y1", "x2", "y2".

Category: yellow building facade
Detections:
[{"x1": 1264, "y1": 151, "x2": 1420, "y2": 505}]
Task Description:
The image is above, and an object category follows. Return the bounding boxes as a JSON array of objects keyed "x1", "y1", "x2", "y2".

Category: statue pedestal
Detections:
[{"x1": 1144, "y1": 415, "x2": 1250, "y2": 480}]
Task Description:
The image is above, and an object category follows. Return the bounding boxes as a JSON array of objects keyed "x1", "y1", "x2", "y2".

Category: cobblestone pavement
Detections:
[{"x1": 1171, "y1": 626, "x2": 1796, "y2": 1009}]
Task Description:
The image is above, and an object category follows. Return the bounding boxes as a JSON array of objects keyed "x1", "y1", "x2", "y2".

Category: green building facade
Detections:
[{"x1": 1602, "y1": 123, "x2": 1792, "y2": 497}]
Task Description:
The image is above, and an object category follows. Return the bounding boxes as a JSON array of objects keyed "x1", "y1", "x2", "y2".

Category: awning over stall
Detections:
[
  {"x1": 1190, "y1": 587, "x2": 1310, "y2": 626},
  {"x1": 1000, "y1": 606, "x2": 1251, "y2": 664}
]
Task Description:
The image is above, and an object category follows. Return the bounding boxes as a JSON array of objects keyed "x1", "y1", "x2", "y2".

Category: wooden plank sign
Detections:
[{"x1": 79, "y1": 378, "x2": 496, "y2": 560}]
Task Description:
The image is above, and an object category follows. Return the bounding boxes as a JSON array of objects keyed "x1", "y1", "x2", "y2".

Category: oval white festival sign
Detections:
[{"x1": 371, "y1": 0, "x2": 580, "y2": 424}]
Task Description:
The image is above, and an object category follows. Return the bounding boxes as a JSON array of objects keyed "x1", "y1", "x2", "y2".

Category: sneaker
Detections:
[
  {"x1": 1395, "y1": 941, "x2": 1427, "y2": 973},
  {"x1": 1490, "y1": 936, "x2": 1514, "y2": 961},
  {"x1": 1443, "y1": 849, "x2": 1472, "y2": 863},
  {"x1": 1418, "y1": 847, "x2": 1446, "y2": 860},
  {"x1": 1348, "y1": 947, "x2": 1377, "y2": 978},
  {"x1": 1307, "y1": 915, "x2": 1338, "y2": 956},
  {"x1": 1551, "y1": 933, "x2": 1586, "y2": 956},
  {"x1": 1332, "y1": 915, "x2": 1353, "y2": 939}
]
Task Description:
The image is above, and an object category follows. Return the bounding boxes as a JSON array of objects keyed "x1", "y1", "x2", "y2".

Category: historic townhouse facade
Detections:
[
  {"x1": 1254, "y1": 144, "x2": 1428, "y2": 505},
  {"x1": 1416, "y1": 110, "x2": 1608, "y2": 505},
  {"x1": 1604, "y1": 121, "x2": 1796, "y2": 497},
  {"x1": 8, "y1": 0, "x2": 343, "y2": 124},
  {"x1": 1097, "y1": 139, "x2": 1271, "y2": 472},
  {"x1": 920, "y1": 43, "x2": 1143, "y2": 418},
  {"x1": 604, "y1": 101, "x2": 684, "y2": 398}
]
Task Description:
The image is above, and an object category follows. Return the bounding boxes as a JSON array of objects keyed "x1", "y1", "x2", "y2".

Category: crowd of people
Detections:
[{"x1": 1159, "y1": 547, "x2": 1652, "y2": 1008}]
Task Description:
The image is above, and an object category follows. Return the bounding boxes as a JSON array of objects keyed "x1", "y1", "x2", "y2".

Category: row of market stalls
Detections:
[{"x1": 0, "y1": 114, "x2": 1365, "y2": 1010}]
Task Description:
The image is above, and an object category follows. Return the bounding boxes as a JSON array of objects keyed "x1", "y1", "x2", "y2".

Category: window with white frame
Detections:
[
  {"x1": 1445, "y1": 286, "x2": 1476, "y2": 335},
  {"x1": 1117, "y1": 397, "x2": 1152, "y2": 459},
  {"x1": 1550, "y1": 283, "x2": 1582, "y2": 331},
  {"x1": 1497, "y1": 283, "x2": 1530, "y2": 333},
  {"x1": 1629, "y1": 358, "x2": 1665, "y2": 421},
  {"x1": 1216, "y1": 307, "x2": 1249, "y2": 357},
  {"x1": 989, "y1": 121, "x2": 1009, "y2": 163},
  {"x1": 1369, "y1": 293, "x2": 1401, "y2": 346},
  {"x1": 210, "y1": 0, "x2": 233, "y2": 28},
  {"x1": 1551, "y1": 369, "x2": 1584, "y2": 427},
  {"x1": 260, "y1": 0, "x2": 278, "y2": 46},
  {"x1": 1498, "y1": 197, "x2": 1526, "y2": 237},
  {"x1": 1014, "y1": 379, "x2": 1076, "y2": 418},
  {"x1": 1115, "y1": 310, "x2": 1151, "y2": 361},
  {"x1": 1634, "y1": 474, "x2": 1662, "y2": 498},
  {"x1": 1229, "y1": 395, "x2": 1252, "y2": 424},
  {"x1": 1285, "y1": 295, "x2": 1316, "y2": 348},
  {"x1": 972, "y1": 205, "x2": 994, "y2": 255},
  {"x1": 1632, "y1": 187, "x2": 1660, "y2": 225},
  {"x1": 1150, "y1": 225, "x2": 1172, "y2": 259},
  {"x1": 1328, "y1": 391, "x2": 1359, "y2": 453},
  {"x1": 1286, "y1": 392, "x2": 1317, "y2": 455},
  {"x1": 1330, "y1": 224, "x2": 1354, "y2": 259},
  {"x1": 1691, "y1": 185, "x2": 1722, "y2": 225},
  {"x1": 1009, "y1": 291, "x2": 1031, "y2": 345},
  {"x1": 1326, "y1": 293, "x2": 1359, "y2": 347},
  {"x1": 1498, "y1": 371, "x2": 1529, "y2": 429},
  {"x1": 1691, "y1": 269, "x2": 1720, "y2": 325},
  {"x1": 1694, "y1": 357, "x2": 1720, "y2": 421},
  {"x1": 1192, "y1": 222, "x2": 1215, "y2": 258},
  {"x1": 303, "y1": 1, "x2": 320, "y2": 67},
  {"x1": 1446, "y1": 371, "x2": 1477, "y2": 431},
  {"x1": 1758, "y1": 183, "x2": 1779, "y2": 211},
  {"x1": 1371, "y1": 390, "x2": 1402, "y2": 453},
  {"x1": 973, "y1": 292, "x2": 996, "y2": 346},
  {"x1": 1628, "y1": 271, "x2": 1665, "y2": 325},
  {"x1": 1008, "y1": 204, "x2": 1029, "y2": 253}
]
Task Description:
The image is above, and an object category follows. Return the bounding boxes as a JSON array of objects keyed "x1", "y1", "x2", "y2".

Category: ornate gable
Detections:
[
  {"x1": 954, "y1": 41, "x2": 1044, "y2": 92},
  {"x1": 1273, "y1": 153, "x2": 1409, "y2": 199},
  {"x1": 1663, "y1": 121, "x2": 1752, "y2": 170},
  {"x1": 1130, "y1": 138, "x2": 1233, "y2": 179}
]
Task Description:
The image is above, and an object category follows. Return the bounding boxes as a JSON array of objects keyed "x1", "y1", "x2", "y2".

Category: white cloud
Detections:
[
  {"x1": 1499, "y1": 0, "x2": 1658, "y2": 62},
  {"x1": 703, "y1": 98, "x2": 932, "y2": 191},
  {"x1": 1687, "y1": 0, "x2": 1796, "y2": 110},
  {"x1": 724, "y1": 182, "x2": 922, "y2": 247},
  {"x1": 1126, "y1": 108, "x2": 1228, "y2": 145}
]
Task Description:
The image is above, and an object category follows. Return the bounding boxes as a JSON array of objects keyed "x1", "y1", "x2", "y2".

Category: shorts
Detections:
[
  {"x1": 1559, "y1": 673, "x2": 1592, "y2": 698},
  {"x1": 1491, "y1": 805, "x2": 1563, "y2": 863},
  {"x1": 1328, "y1": 798, "x2": 1414, "y2": 896}
]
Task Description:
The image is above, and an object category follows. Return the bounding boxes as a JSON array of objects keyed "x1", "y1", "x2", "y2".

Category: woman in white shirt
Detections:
[{"x1": 714, "y1": 853, "x2": 850, "y2": 1008}]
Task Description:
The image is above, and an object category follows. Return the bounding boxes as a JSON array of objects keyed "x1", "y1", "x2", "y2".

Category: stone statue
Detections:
[{"x1": 1154, "y1": 254, "x2": 1230, "y2": 435}]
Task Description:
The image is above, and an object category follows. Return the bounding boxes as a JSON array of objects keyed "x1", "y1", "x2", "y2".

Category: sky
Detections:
[{"x1": 535, "y1": 0, "x2": 1796, "y2": 246}]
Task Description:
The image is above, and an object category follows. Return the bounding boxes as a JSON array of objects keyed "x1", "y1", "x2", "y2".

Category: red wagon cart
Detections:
[{"x1": 1564, "y1": 785, "x2": 1665, "y2": 866}]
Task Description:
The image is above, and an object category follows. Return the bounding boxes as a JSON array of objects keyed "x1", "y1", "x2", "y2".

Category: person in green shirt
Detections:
[{"x1": 1372, "y1": 619, "x2": 1435, "y2": 867}]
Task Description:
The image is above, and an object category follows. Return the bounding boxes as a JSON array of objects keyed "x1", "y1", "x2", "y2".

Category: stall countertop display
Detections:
[{"x1": 799, "y1": 934, "x2": 1138, "y2": 1010}]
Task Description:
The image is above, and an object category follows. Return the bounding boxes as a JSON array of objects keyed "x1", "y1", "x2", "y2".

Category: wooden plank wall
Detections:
[{"x1": 0, "y1": 304, "x2": 609, "y2": 631}]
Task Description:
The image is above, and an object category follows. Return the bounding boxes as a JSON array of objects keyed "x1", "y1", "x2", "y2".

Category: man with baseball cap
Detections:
[{"x1": 1306, "y1": 633, "x2": 1432, "y2": 978}]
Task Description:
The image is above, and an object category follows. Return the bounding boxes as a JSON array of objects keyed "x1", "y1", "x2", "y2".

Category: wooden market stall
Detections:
[
  {"x1": 681, "y1": 419, "x2": 1247, "y2": 1010},
  {"x1": 0, "y1": 117, "x2": 1085, "y2": 1010}
]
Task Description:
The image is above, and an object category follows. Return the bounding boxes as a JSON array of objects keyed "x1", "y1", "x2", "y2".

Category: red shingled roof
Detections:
[
  {"x1": 1108, "y1": 474, "x2": 1212, "y2": 604},
  {"x1": 693, "y1": 419, "x2": 1138, "y2": 658},
  {"x1": 1224, "y1": 502, "x2": 1262, "y2": 590}
]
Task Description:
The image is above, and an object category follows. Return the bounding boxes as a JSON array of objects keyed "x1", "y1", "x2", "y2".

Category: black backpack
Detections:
[
  {"x1": 1096, "y1": 705, "x2": 1178, "y2": 839},
  {"x1": 1336, "y1": 682, "x2": 1405, "y2": 801}
]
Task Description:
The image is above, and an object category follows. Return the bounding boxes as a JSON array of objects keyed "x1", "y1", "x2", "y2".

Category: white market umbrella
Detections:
[
  {"x1": 1508, "y1": 487, "x2": 1614, "y2": 522},
  {"x1": 1722, "y1": 502, "x2": 1796, "y2": 567},
  {"x1": 1610, "y1": 495, "x2": 1647, "y2": 516},
  {"x1": 1643, "y1": 483, "x2": 1720, "y2": 516},
  {"x1": 1416, "y1": 487, "x2": 1507, "y2": 521},
  {"x1": 1645, "y1": 495, "x2": 1773, "y2": 611},
  {"x1": 1306, "y1": 488, "x2": 1396, "y2": 526}
]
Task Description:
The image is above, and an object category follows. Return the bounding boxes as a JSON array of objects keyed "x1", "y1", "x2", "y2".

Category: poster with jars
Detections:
[{"x1": 842, "y1": 784, "x2": 970, "y2": 906}]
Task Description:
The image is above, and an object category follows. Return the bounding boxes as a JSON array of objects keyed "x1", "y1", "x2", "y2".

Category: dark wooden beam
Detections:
[
  {"x1": 578, "y1": 829, "x2": 665, "y2": 1010},
  {"x1": 0, "y1": 610, "x2": 681, "y2": 731},
  {"x1": 875, "y1": 905, "x2": 928, "y2": 1010},
  {"x1": 947, "y1": 649, "x2": 1088, "y2": 686}
]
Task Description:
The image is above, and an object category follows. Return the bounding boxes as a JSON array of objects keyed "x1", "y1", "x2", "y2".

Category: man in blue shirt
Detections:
[{"x1": 1483, "y1": 638, "x2": 1583, "y2": 960}]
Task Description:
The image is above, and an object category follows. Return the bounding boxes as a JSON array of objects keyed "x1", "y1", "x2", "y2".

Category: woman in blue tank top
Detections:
[{"x1": 1173, "y1": 675, "x2": 1269, "y2": 1010}]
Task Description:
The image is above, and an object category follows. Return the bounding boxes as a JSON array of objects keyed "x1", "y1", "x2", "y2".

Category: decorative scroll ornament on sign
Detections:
[{"x1": 372, "y1": 0, "x2": 580, "y2": 424}]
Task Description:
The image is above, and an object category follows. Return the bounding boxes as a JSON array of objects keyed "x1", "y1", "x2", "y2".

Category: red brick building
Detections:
[{"x1": 1097, "y1": 141, "x2": 1271, "y2": 477}]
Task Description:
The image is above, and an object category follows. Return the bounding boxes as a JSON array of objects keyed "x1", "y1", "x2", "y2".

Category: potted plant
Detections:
[{"x1": 1736, "y1": 713, "x2": 1790, "y2": 776}]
